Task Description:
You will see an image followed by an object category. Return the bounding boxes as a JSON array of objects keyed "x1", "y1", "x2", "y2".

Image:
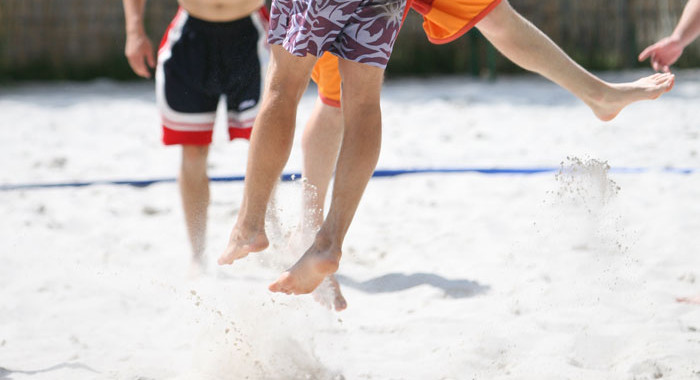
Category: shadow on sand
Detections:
[{"x1": 336, "y1": 272, "x2": 489, "y2": 299}]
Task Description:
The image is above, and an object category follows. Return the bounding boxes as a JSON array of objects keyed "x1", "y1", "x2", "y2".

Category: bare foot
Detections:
[
  {"x1": 313, "y1": 275, "x2": 348, "y2": 311},
  {"x1": 676, "y1": 294, "x2": 700, "y2": 305},
  {"x1": 589, "y1": 73, "x2": 675, "y2": 121},
  {"x1": 217, "y1": 225, "x2": 269, "y2": 265},
  {"x1": 188, "y1": 255, "x2": 206, "y2": 279},
  {"x1": 269, "y1": 240, "x2": 341, "y2": 295}
]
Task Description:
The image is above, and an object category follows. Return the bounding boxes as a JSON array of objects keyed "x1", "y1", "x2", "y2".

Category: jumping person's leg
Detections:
[
  {"x1": 179, "y1": 145, "x2": 210, "y2": 265},
  {"x1": 302, "y1": 52, "x2": 344, "y2": 234},
  {"x1": 301, "y1": 100, "x2": 343, "y2": 230},
  {"x1": 269, "y1": 59, "x2": 385, "y2": 295},
  {"x1": 265, "y1": 0, "x2": 405, "y2": 295},
  {"x1": 218, "y1": 44, "x2": 318, "y2": 265},
  {"x1": 475, "y1": 0, "x2": 675, "y2": 121},
  {"x1": 300, "y1": 99, "x2": 347, "y2": 310}
]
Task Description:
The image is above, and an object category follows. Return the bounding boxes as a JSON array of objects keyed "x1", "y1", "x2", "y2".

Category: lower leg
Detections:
[
  {"x1": 476, "y1": 0, "x2": 674, "y2": 121},
  {"x1": 219, "y1": 45, "x2": 318, "y2": 265},
  {"x1": 301, "y1": 99, "x2": 344, "y2": 231},
  {"x1": 301, "y1": 99, "x2": 347, "y2": 310},
  {"x1": 179, "y1": 145, "x2": 210, "y2": 262},
  {"x1": 270, "y1": 60, "x2": 384, "y2": 295}
]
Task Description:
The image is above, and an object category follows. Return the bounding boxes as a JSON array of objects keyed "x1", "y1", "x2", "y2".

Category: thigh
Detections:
[
  {"x1": 264, "y1": 44, "x2": 319, "y2": 104},
  {"x1": 329, "y1": 0, "x2": 407, "y2": 69},
  {"x1": 337, "y1": 58, "x2": 384, "y2": 106},
  {"x1": 156, "y1": 11, "x2": 219, "y2": 145},
  {"x1": 223, "y1": 11, "x2": 270, "y2": 139},
  {"x1": 268, "y1": 0, "x2": 362, "y2": 58},
  {"x1": 156, "y1": 68, "x2": 219, "y2": 145}
]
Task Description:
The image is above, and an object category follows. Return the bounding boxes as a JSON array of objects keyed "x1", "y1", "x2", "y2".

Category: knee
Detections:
[
  {"x1": 266, "y1": 78, "x2": 307, "y2": 106},
  {"x1": 181, "y1": 145, "x2": 209, "y2": 173},
  {"x1": 344, "y1": 99, "x2": 381, "y2": 119}
]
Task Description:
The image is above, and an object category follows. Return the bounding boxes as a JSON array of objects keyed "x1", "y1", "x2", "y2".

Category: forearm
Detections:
[
  {"x1": 123, "y1": 0, "x2": 148, "y2": 35},
  {"x1": 672, "y1": 0, "x2": 700, "y2": 47}
]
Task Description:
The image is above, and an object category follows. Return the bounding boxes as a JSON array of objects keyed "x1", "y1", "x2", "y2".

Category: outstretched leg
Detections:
[
  {"x1": 269, "y1": 59, "x2": 384, "y2": 295},
  {"x1": 476, "y1": 0, "x2": 674, "y2": 121},
  {"x1": 218, "y1": 45, "x2": 318, "y2": 266},
  {"x1": 300, "y1": 99, "x2": 347, "y2": 310},
  {"x1": 179, "y1": 145, "x2": 210, "y2": 274}
]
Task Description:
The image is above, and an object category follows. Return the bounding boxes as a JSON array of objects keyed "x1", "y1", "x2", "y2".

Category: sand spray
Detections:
[{"x1": 177, "y1": 178, "x2": 344, "y2": 379}]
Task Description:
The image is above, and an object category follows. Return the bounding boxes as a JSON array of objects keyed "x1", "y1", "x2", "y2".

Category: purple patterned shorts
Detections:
[{"x1": 268, "y1": 0, "x2": 406, "y2": 68}]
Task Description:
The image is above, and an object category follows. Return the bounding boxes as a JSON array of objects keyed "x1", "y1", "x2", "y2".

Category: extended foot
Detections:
[
  {"x1": 312, "y1": 275, "x2": 348, "y2": 311},
  {"x1": 589, "y1": 73, "x2": 674, "y2": 121},
  {"x1": 269, "y1": 240, "x2": 341, "y2": 295},
  {"x1": 676, "y1": 294, "x2": 700, "y2": 305},
  {"x1": 217, "y1": 226, "x2": 269, "y2": 265}
]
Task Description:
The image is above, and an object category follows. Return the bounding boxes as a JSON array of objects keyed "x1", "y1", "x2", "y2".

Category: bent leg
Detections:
[
  {"x1": 476, "y1": 0, "x2": 674, "y2": 121},
  {"x1": 179, "y1": 145, "x2": 210, "y2": 271},
  {"x1": 270, "y1": 59, "x2": 384, "y2": 295},
  {"x1": 218, "y1": 45, "x2": 318, "y2": 265},
  {"x1": 300, "y1": 99, "x2": 347, "y2": 310}
]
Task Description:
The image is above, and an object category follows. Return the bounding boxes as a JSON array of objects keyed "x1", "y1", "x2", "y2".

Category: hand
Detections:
[
  {"x1": 638, "y1": 36, "x2": 684, "y2": 73},
  {"x1": 125, "y1": 32, "x2": 156, "y2": 78}
]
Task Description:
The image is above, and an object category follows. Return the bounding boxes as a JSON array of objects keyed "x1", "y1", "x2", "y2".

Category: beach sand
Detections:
[{"x1": 1, "y1": 71, "x2": 699, "y2": 379}]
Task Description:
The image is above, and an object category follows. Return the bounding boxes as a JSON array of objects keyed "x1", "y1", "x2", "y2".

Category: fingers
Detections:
[
  {"x1": 125, "y1": 37, "x2": 155, "y2": 78},
  {"x1": 638, "y1": 39, "x2": 681, "y2": 72},
  {"x1": 650, "y1": 59, "x2": 671, "y2": 74},
  {"x1": 641, "y1": 51, "x2": 672, "y2": 73},
  {"x1": 638, "y1": 46, "x2": 654, "y2": 62},
  {"x1": 128, "y1": 56, "x2": 152, "y2": 78},
  {"x1": 638, "y1": 46, "x2": 665, "y2": 72},
  {"x1": 146, "y1": 49, "x2": 156, "y2": 70}
]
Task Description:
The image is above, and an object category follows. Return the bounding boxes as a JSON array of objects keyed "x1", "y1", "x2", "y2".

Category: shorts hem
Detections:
[
  {"x1": 319, "y1": 94, "x2": 341, "y2": 108},
  {"x1": 162, "y1": 127, "x2": 212, "y2": 145},
  {"x1": 229, "y1": 127, "x2": 252, "y2": 140},
  {"x1": 425, "y1": 0, "x2": 502, "y2": 45}
]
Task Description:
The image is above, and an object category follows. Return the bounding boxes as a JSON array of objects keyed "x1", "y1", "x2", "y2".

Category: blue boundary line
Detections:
[{"x1": 0, "y1": 166, "x2": 696, "y2": 191}]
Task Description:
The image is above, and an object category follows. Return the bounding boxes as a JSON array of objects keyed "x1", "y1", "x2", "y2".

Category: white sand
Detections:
[{"x1": 1, "y1": 70, "x2": 699, "y2": 379}]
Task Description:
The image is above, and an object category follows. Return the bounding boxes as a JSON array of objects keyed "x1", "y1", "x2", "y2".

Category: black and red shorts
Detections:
[{"x1": 156, "y1": 8, "x2": 269, "y2": 145}]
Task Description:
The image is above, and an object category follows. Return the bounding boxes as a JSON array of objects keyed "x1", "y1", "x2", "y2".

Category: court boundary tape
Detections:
[{"x1": 1, "y1": 166, "x2": 696, "y2": 191}]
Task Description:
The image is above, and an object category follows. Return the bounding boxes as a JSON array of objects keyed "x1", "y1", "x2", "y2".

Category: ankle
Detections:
[
  {"x1": 312, "y1": 231, "x2": 342, "y2": 254},
  {"x1": 586, "y1": 81, "x2": 612, "y2": 106}
]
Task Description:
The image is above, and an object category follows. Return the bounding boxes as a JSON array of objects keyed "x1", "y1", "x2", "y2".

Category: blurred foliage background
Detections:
[{"x1": 0, "y1": 0, "x2": 698, "y2": 82}]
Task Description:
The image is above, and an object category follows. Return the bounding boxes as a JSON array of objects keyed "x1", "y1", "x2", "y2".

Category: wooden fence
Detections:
[{"x1": 0, "y1": 0, "x2": 697, "y2": 80}]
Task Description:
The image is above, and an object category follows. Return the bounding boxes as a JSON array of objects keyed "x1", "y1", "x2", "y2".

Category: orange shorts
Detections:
[
  {"x1": 413, "y1": 0, "x2": 501, "y2": 44},
  {"x1": 312, "y1": 0, "x2": 501, "y2": 107},
  {"x1": 312, "y1": 52, "x2": 343, "y2": 108}
]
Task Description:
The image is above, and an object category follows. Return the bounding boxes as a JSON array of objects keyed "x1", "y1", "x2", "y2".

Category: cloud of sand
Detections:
[{"x1": 543, "y1": 156, "x2": 628, "y2": 253}]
